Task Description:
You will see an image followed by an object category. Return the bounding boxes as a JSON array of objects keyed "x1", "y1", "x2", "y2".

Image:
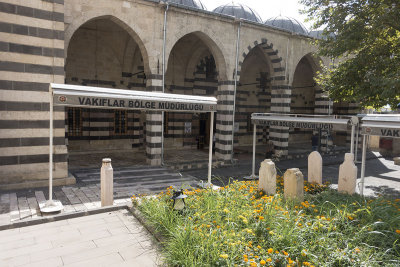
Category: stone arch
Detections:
[
  {"x1": 166, "y1": 29, "x2": 228, "y2": 82},
  {"x1": 236, "y1": 39, "x2": 291, "y2": 156},
  {"x1": 65, "y1": 14, "x2": 151, "y2": 76},
  {"x1": 238, "y1": 38, "x2": 287, "y2": 89},
  {"x1": 185, "y1": 46, "x2": 210, "y2": 80}
]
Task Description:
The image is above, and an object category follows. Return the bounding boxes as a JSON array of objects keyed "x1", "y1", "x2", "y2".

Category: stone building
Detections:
[{"x1": 0, "y1": 0, "x2": 357, "y2": 189}]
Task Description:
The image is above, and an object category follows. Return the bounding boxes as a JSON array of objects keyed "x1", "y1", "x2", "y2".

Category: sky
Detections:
[{"x1": 200, "y1": 0, "x2": 313, "y2": 29}]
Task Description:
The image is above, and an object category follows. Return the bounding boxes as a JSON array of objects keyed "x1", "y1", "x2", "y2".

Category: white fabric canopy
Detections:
[{"x1": 43, "y1": 83, "x2": 217, "y2": 212}]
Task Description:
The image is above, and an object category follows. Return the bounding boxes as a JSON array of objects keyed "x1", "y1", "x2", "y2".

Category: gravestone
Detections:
[
  {"x1": 394, "y1": 157, "x2": 400, "y2": 166},
  {"x1": 284, "y1": 168, "x2": 304, "y2": 201},
  {"x1": 308, "y1": 151, "x2": 322, "y2": 185},
  {"x1": 101, "y1": 158, "x2": 114, "y2": 206},
  {"x1": 338, "y1": 153, "x2": 357, "y2": 194},
  {"x1": 259, "y1": 159, "x2": 276, "y2": 195}
]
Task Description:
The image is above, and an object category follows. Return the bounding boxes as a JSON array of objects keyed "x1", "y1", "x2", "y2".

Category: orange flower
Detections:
[
  {"x1": 268, "y1": 248, "x2": 274, "y2": 254},
  {"x1": 396, "y1": 229, "x2": 400, "y2": 234},
  {"x1": 260, "y1": 260, "x2": 266, "y2": 265}
]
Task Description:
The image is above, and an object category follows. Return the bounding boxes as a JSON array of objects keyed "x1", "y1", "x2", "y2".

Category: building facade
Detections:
[{"x1": 0, "y1": 0, "x2": 357, "y2": 189}]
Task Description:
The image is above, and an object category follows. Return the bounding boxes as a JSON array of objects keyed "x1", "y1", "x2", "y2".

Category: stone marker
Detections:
[
  {"x1": 308, "y1": 151, "x2": 322, "y2": 185},
  {"x1": 338, "y1": 153, "x2": 357, "y2": 194},
  {"x1": 284, "y1": 168, "x2": 304, "y2": 201},
  {"x1": 394, "y1": 157, "x2": 400, "y2": 166},
  {"x1": 259, "y1": 159, "x2": 276, "y2": 195},
  {"x1": 101, "y1": 158, "x2": 114, "y2": 207}
]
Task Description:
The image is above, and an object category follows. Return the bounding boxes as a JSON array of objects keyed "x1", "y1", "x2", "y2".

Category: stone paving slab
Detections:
[
  {"x1": 0, "y1": 209, "x2": 162, "y2": 267},
  {"x1": 0, "y1": 165, "x2": 198, "y2": 227}
]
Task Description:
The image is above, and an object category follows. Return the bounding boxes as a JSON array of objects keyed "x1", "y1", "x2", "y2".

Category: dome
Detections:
[
  {"x1": 265, "y1": 16, "x2": 308, "y2": 35},
  {"x1": 166, "y1": 0, "x2": 206, "y2": 10},
  {"x1": 213, "y1": 3, "x2": 262, "y2": 23}
]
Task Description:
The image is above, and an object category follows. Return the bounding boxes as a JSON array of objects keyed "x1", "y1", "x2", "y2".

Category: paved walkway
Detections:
[
  {"x1": 0, "y1": 209, "x2": 161, "y2": 267},
  {"x1": 0, "y1": 165, "x2": 199, "y2": 226}
]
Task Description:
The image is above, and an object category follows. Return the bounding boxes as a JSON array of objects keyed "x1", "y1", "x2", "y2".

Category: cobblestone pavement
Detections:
[
  {"x1": 0, "y1": 209, "x2": 162, "y2": 267},
  {"x1": 0, "y1": 165, "x2": 199, "y2": 226}
]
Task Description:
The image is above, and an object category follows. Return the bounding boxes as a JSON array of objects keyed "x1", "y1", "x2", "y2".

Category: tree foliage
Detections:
[{"x1": 301, "y1": 0, "x2": 400, "y2": 109}]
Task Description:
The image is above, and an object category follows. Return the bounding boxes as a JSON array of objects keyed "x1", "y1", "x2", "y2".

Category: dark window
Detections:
[
  {"x1": 259, "y1": 72, "x2": 269, "y2": 90},
  {"x1": 247, "y1": 114, "x2": 253, "y2": 133},
  {"x1": 205, "y1": 56, "x2": 216, "y2": 80},
  {"x1": 114, "y1": 110, "x2": 127, "y2": 135},
  {"x1": 164, "y1": 112, "x2": 169, "y2": 134},
  {"x1": 67, "y1": 108, "x2": 82, "y2": 136}
]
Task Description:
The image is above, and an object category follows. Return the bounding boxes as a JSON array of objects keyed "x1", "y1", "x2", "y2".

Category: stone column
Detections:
[
  {"x1": 259, "y1": 159, "x2": 277, "y2": 195},
  {"x1": 146, "y1": 75, "x2": 163, "y2": 166},
  {"x1": 270, "y1": 80, "x2": 290, "y2": 157},
  {"x1": 338, "y1": 153, "x2": 357, "y2": 194},
  {"x1": 284, "y1": 168, "x2": 304, "y2": 201},
  {"x1": 101, "y1": 158, "x2": 113, "y2": 207},
  {"x1": 215, "y1": 81, "x2": 235, "y2": 163}
]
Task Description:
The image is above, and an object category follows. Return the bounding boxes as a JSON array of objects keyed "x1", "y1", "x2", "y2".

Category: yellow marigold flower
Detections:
[
  {"x1": 266, "y1": 258, "x2": 272, "y2": 262},
  {"x1": 243, "y1": 255, "x2": 248, "y2": 258},
  {"x1": 244, "y1": 258, "x2": 248, "y2": 262},
  {"x1": 354, "y1": 247, "x2": 361, "y2": 253},
  {"x1": 396, "y1": 229, "x2": 400, "y2": 234},
  {"x1": 303, "y1": 262, "x2": 310, "y2": 266},
  {"x1": 260, "y1": 260, "x2": 266, "y2": 265},
  {"x1": 250, "y1": 262, "x2": 257, "y2": 267},
  {"x1": 220, "y1": 254, "x2": 228, "y2": 259},
  {"x1": 347, "y1": 215, "x2": 354, "y2": 220},
  {"x1": 259, "y1": 216, "x2": 265, "y2": 220},
  {"x1": 268, "y1": 248, "x2": 274, "y2": 254},
  {"x1": 288, "y1": 258, "x2": 294, "y2": 264},
  {"x1": 283, "y1": 251, "x2": 288, "y2": 256}
]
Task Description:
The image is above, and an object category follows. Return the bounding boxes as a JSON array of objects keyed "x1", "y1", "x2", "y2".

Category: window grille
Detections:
[{"x1": 67, "y1": 108, "x2": 82, "y2": 136}]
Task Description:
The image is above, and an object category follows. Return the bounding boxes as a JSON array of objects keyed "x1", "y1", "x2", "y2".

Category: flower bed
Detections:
[{"x1": 135, "y1": 177, "x2": 400, "y2": 266}]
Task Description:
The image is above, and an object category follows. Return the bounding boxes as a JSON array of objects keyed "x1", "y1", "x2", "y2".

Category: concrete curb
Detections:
[
  {"x1": 0, "y1": 204, "x2": 128, "y2": 231},
  {"x1": 128, "y1": 205, "x2": 166, "y2": 245}
]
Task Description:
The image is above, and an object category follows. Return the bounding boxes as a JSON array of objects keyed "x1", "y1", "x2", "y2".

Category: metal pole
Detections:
[
  {"x1": 40, "y1": 86, "x2": 63, "y2": 212},
  {"x1": 360, "y1": 134, "x2": 367, "y2": 196},
  {"x1": 355, "y1": 125, "x2": 359, "y2": 162},
  {"x1": 161, "y1": 3, "x2": 169, "y2": 165},
  {"x1": 350, "y1": 124, "x2": 355, "y2": 154},
  {"x1": 252, "y1": 123, "x2": 256, "y2": 176},
  {"x1": 207, "y1": 112, "x2": 214, "y2": 186},
  {"x1": 49, "y1": 87, "x2": 53, "y2": 202},
  {"x1": 231, "y1": 20, "x2": 241, "y2": 163}
]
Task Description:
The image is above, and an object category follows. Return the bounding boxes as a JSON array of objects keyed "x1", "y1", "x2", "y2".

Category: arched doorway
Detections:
[
  {"x1": 289, "y1": 54, "x2": 318, "y2": 150},
  {"x1": 164, "y1": 33, "x2": 219, "y2": 151},
  {"x1": 235, "y1": 45, "x2": 272, "y2": 150},
  {"x1": 65, "y1": 18, "x2": 148, "y2": 165}
]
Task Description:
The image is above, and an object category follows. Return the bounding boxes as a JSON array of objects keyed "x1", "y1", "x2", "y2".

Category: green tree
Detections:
[{"x1": 301, "y1": 0, "x2": 400, "y2": 109}]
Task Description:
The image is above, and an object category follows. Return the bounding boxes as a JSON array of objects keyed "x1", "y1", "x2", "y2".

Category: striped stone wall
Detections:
[{"x1": 0, "y1": 0, "x2": 72, "y2": 189}]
